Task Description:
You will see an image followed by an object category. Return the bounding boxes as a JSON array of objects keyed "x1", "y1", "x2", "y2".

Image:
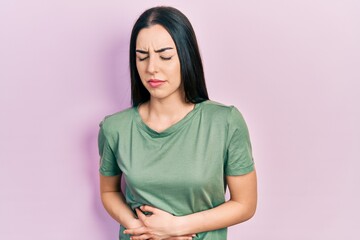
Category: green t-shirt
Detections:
[{"x1": 98, "y1": 100, "x2": 254, "y2": 240}]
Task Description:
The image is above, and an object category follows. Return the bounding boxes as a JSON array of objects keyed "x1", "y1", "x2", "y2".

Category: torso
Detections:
[{"x1": 99, "y1": 100, "x2": 254, "y2": 239}]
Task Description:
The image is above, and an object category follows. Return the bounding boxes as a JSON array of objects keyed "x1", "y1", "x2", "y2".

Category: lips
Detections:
[{"x1": 148, "y1": 79, "x2": 165, "y2": 88}]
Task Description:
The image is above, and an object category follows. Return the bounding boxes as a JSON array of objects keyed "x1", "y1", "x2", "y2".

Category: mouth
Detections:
[{"x1": 147, "y1": 79, "x2": 165, "y2": 88}]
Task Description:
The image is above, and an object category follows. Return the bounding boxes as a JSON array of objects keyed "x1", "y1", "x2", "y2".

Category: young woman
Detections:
[{"x1": 98, "y1": 6, "x2": 257, "y2": 240}]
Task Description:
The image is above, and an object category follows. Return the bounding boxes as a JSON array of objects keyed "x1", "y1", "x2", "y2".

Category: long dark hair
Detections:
[{"x1": 129, "y1": 6, "x2": 209, "y2": 106}]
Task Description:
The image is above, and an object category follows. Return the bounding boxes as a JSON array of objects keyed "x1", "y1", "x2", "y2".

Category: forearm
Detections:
[
  {"x1": 101, "y1": 191, "x2": 138, "y2": 228},
  {"x1": 122, "y1": 172, "x2": 257, "y2": 238},
  {"x1": 176, "y1": 199, "x2": 256, "y2": 236}
]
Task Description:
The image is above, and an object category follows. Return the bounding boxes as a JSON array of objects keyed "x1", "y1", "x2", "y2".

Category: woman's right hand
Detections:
[
  {"x1": 165, "y1": 235, "x2": 196, "y2": 240},
  {"x1": 127, "y1": 218, "x2": 195, "y2": 240},
  {"x1": 127, "y1": 218, "x2": 145, "y2": 229}
]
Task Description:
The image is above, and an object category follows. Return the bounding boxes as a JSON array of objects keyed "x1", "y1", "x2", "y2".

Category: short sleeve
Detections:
[
  {"x1": 98, "y1": 120, "x2": 121, "y2": 176},
  {"x1": 224, "y1": 107, "x2": 254, "y2": 176}
]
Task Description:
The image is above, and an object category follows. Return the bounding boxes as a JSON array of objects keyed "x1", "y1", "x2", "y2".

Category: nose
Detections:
[{"x1": 146, "y1": 55, "x2": 158, "y2": 74}]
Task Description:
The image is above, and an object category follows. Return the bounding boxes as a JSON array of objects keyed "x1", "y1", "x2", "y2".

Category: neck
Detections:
[
  {"x1": 147, "y1": 95, "x2": 193, "y2": 118},
  {"x1": 138, "y1": 93, "x2": 196, "y2": 133}
]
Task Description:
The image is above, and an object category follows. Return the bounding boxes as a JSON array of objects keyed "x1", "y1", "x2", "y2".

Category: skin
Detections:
[
  {"x1": 135, "y1": 24, "x2": 195, "y2": 132},
  {"x1": 100, "y1": 24, "x2": 258, "y2": 240}
]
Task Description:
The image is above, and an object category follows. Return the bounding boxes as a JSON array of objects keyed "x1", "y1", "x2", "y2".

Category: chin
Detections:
[
  {"x1": 149, "y1": 94, "x2": 170, "y2": 100},
  {"x1": 147, "y1": 87, "x2": 183, "y2": 101}
]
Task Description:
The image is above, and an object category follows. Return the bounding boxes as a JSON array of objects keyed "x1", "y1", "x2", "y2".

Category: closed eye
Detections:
[
  {"x1": 138, "y1": 56, "x2": 149, "y2": 61},
  {"x1": 138, "y1": 56, "x2": 172, "y2": 61},
  {"x1": 160, "y1": 56, "x2": 172, "y2": 60}
]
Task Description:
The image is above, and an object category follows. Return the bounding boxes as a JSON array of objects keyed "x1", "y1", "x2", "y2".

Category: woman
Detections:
[{"x1": 98, "y1": 6, "x2": 257, "y2": 240}]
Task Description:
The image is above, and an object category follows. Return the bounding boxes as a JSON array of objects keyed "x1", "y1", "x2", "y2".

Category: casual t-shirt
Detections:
[{"x1": 98, "y1": 100, "x2": 254, "y2": 240}]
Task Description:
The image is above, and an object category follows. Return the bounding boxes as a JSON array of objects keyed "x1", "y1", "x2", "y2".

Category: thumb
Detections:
[
  {"x1": 135, "y1": 208, "x2": 147, "y2": 222},
  {"x1": 140, "y1": 205, "x2": 157, "y2": 214}
]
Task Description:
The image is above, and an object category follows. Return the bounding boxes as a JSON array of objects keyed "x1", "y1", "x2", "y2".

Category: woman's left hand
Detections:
[{"x1": 123, "y1": 205, "x2": 193, "y2": 240}]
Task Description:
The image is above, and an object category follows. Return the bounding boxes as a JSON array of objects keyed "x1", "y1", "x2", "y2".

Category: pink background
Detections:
[{"x1": 1, "y1": 0, "x2": 359, "y2": 239}]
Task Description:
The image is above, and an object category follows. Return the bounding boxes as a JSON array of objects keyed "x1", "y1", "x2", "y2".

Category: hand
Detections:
[
  {"x1": 127, "y1": 218, "x2": 145, "y2": 229},
  {"x1": 123, "y1": 205, "x2": 196, "y2": 240},
  {"x1": 124, "y1": 218, "x2": 148, "y2": 239}
]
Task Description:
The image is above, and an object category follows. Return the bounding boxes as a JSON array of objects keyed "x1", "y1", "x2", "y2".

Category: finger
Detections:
[
  {"x1": 185, "y1": 234, "x2": 196, "y2": 237},
  {"x1": 166, "y1": 236, "x2": 195, "y2": 240},
  {"x1": 140, "y1": 205, "x2": 157, "y2": 213},
  {"x1": 123, "y1": 226, "x2": 147, "y2": 236},
  {"x1": 166, "y1": 237, "x2": 193, "y2": 240},
  {"x1": 129, "y1": 234, "x2": 151, "y2": 240},
  {"x1": 135, "y1": 208, "x2": 147, "y2": 222},
  {"x1": 165, "y1": 233, "x2": 196, "y2": 239}
]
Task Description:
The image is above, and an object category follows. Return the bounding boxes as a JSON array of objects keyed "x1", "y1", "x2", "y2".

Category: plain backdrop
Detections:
[{"x1": 1, "y1": 0, "x2": 359, "y2": 239}]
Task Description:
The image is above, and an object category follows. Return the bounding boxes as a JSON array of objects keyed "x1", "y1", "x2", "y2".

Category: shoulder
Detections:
[
  {"x1": 99, "y1": 107, "x2": 135, "y2": 133},
  {"x1": 201, "y1": 100, "x2": 231, "y2": 112},
  {"x1": 200, "y1": 100, "x2": 248, "y2": 131},
  {"x1": 200, "y1": 100, "x2": 243, "y2": 120}
]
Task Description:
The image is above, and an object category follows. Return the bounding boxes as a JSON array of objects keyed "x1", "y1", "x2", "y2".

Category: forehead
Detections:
[{"x1": 136, "y1": 24, "x2": 176, "y2": 49}]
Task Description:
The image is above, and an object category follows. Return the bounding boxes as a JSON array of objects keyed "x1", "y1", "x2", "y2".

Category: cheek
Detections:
[
  {"x1": 167, "y1": 61, "x2": 181, "y2": 77},
  {"x1": 136, "y1": 62, "x2": 142, "y2": 73},
  {"x1": 136, "y1": 63, "x2": 146, "y2": 79}
]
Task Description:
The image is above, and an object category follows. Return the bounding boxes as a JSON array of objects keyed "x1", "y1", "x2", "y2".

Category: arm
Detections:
[
  {"x1": 176, "y1": 170, "x2": 257, "y2": 235},
  {"x1": 126, "y1": 170, "x2": 257, "y2": 238},
  {"x1": 99, "y1": 174, "x2": 142, "y2": 229},
  {"x1": 100, "y1": 174, "x2": 196, "y2": 240}
]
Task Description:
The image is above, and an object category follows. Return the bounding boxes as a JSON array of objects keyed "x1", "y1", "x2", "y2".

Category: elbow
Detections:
[
  {"x1": 245, "y1": 201, "x2": 257, "y2": 221},
  {"x1": 245, "y1": 205, "x2": 256, "y2": 221},
  {"x1": 230, "y1": 199, "x2": 257, "y2": 223},
  {"x1": 239, "y1": 202, "x2": 257, "y2": 222}
]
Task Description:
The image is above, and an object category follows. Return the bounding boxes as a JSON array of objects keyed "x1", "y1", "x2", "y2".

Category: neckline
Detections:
[{"x1": 134, "y1": 102, "x2": 203, "y2": 138}]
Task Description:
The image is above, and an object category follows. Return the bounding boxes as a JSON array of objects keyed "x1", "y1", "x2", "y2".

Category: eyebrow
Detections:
[{"x1": 136, "y1": 47, "x2": 174, "y2": 54}]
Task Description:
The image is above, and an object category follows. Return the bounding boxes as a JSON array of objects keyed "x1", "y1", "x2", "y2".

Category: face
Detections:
[{"x1": 135, "y1": 24, "x2": 182, "y2": 102}]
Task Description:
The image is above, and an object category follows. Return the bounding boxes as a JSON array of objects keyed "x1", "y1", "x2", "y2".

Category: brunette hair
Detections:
[{"x1": 129, "y1": 6, "x2": 209, "y2": 106}]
